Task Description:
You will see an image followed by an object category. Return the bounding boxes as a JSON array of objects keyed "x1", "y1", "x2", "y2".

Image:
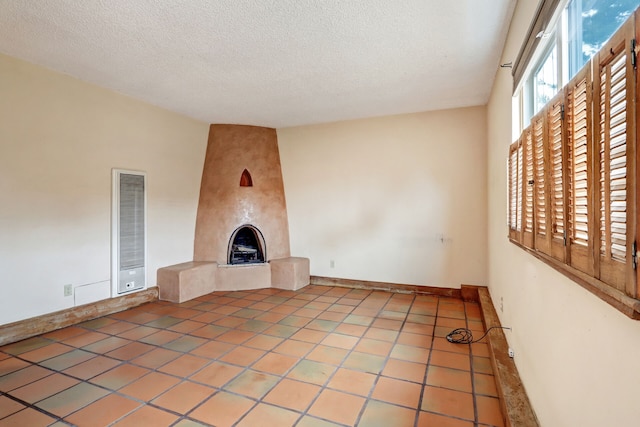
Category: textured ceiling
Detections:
[{"x1": 0, "y1": 0, "x2": 515, "y2": 128}]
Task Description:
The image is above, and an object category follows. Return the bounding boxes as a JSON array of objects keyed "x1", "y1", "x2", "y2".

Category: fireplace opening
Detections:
[{"x1": 228, "y1": 225, "x2": 266, "y2": 265}]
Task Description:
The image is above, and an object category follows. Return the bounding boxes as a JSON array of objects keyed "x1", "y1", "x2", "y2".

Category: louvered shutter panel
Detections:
[
  {"x1": 566, "y1": 67, "x2": 594, "y2": 275},
  {"x1": 507, "y1": 145, "x2": 518, "y2": 239},
  {"x1": 522, "y1": 128, "x2": 535, "y2": 248},
  {"x1": 508, "y1": 142, "x2": 520, "y2": 240},
  {"x1": 594, "y1": 19, "x2": 636, "y2": 293},
  {"x1": 547, "y1": 93, "x2": 567, "y2": 261},
  {"x1": 517, "y1": 140, "x2": 524, "y2": 235},
  {"x1": 532, "y1": 112, "x2": 550, "y2": 253}
]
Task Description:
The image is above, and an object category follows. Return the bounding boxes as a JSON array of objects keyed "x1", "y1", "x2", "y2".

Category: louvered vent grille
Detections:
[
  {"x1": 113, "y1": 170, "x2": 146, "y2": 295},
  {"x1": 119, "y1": 174, "x2": 145, "y2": 269}
]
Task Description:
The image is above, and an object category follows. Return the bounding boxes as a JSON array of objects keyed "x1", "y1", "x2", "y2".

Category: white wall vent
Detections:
[{"x1": 112, "y1": 169, "x2": 146, "y2": 295}]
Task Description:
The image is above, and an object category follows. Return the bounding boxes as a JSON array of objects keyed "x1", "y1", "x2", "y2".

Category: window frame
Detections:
[
  {"x1": 515, "y1": 0, "x2": 640, "y2": 124},
  {"x1": 532, "y1": 37, "x2": 560, "y2": 115}
]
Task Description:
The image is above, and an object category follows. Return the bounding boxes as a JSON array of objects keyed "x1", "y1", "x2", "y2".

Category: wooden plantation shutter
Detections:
[
  {"x1": 593, "y1": 18, "x2": 636, "y2": 293},
  {"x1": 522, "y1": 128, "x2": 535, "y2": 248},
  {"x1": 547, "y1": 92, "x2": 567, "y2": 261},
  {"x1": 508, "y1": 143, "x2": 517, "y2": 238},
  {"x1": 532, "y1": 112, "x2": 550, "y2": 253},
  {"x1": 517, "y1": 141, "x2": 524, "y2": 236},
  {"x1": 506, "y1": 8, "x2": 640, "y2": 317},
  {"x1": 566, "y1": 66, "x2": 594, "y2": 275},
  {"x1": 636, "y1": 10, "x2": 640, "y2": 300},
  {"x1": 508, "y1": 141, "x2": 522, "y2": 241}
]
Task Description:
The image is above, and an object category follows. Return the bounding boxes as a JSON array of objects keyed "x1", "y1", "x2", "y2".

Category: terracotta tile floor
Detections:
[{"x1": 0, "y1": 286, "x2": 504, "y2": 426}]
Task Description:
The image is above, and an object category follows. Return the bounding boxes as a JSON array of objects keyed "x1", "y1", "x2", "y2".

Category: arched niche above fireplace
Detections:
[
  {"x1": 227, "y1": 224, "x2": 266, "y2": 265},
  {"x1": 240, "y1": 169, "x2": 253, "y2": 187}
]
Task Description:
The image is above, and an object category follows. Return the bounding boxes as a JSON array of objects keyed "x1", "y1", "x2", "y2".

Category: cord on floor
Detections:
[{"x1": 446, "y1": 326, "x2": 511, "y2": 344}]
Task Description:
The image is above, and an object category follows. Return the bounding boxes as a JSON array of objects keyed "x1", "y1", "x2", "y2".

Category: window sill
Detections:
[{"x1": 509, "y1": 238, "x2": 640, "y2": 320}]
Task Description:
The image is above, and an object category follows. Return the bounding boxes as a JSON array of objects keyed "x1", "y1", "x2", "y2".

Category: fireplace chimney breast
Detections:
[{"x1": 193, "y1": 124, "x2": 291, "y2": 264}]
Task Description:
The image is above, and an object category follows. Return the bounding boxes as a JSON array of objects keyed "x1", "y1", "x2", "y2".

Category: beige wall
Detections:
[
  {"x1": 0, "y1": 54, "x2": 209, "y2": 325},
  {"x1": 487, "y1": 1, "x2": 640, "y2": 426},
  {"x1": 278, "y1": 108, "x2": 487, "y2": 288}
]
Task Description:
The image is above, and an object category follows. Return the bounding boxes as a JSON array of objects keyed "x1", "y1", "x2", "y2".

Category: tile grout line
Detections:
[
  {"x1": 351, "y1": 291, "x2": 409, "y2": 426},
  {"x1": 216, "y1": 290, "x2": 327, "y2": 427},
  {"x1": 465, "y1": 300, "x2": 481, "y2": 427},
  {"x1": 3, "y1": 346, "x2": 210, "y2": 424},
  {"x1": 255, "y1": 285, "x2": 356, "y2": 427},
  {"x1": 418, "y1": 298, "x2": 486, "y2": 426},
  {"x1": 177, "y1": 291, "x2": 320, "y2": 426},
  {"x1": 312, "y1": 288, "x2": 409, "y2": 426},
  {"x1": 414, "y1": 294, "x2": 439, "y2": 427},
  {"x1": 292, "y1": 287, "x2": 380, "y2": 427},
  {"x1": 4, "y1": 293, "x2": 281, "y2": 424},
  {"x1": 136, "y1": 289, "x2": 305, "y2": 424},
  {"x1": 0, "y1": 387, "x2": 68, "y2": 423},
  {"x1": 184, "y1": 285, "x2": 341, "y2": 427}
]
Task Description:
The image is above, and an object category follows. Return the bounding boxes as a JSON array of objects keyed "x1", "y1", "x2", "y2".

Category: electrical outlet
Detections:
[
  {"x1": 508, "y1": 348, "x2": 515, "y2": 358},
  {"x1": 330, "y1": 259, "x2": 335, "y2": 268},
  {"x1": 64, "y1": 284, "x2": 73, "y2": 297},
  {"x1": 500, "y1": 297, "x2": 504, "y2": 313}
]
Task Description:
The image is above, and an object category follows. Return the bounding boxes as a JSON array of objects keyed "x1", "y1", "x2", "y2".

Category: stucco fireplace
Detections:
[{"x1": 157, "y1": 124, "x2": 310, "y2": 303}]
